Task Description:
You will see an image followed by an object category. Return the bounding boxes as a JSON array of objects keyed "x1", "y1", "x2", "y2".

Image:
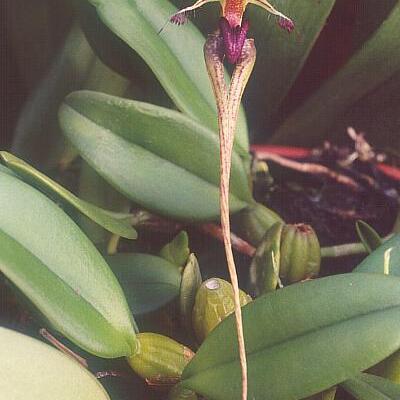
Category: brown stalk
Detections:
[
  {"x1": 40, "y1": 328, "x2": 126, "y2": 380},
  {"x1": 261, "y1": 151, "x2": 361, "y2": 191},
  {"x1": 40, "y1": 328, "x2": 89, "y2": 368},
  {"x1": 204, "y1": 34, "x2": 256, "y2": 400},
  {"x1": 200, "y1": 223, "x2": 256, "y2": 257}
]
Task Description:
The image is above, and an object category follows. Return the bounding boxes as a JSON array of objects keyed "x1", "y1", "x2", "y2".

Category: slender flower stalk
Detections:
[
  {"x1": 172, "y1": 2, "x2": 293, "y2": 399},
  {"x1": 204, "y1": 33, "x2": 256, "y2": 400}
]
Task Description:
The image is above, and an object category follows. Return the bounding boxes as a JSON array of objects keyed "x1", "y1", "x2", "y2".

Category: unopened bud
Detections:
[
  {"x1": 127, "y1": 333, "x2": 194, "y2": 387},
  {"x1": 250, "y1": 222, "x2": 321, "y2": 295},
  {"x1": 280, "y1": 223, "x2": 321, "y2": 283},
  {"x1": 192, "y1": 278, "x2": 252, "y2": 343}
]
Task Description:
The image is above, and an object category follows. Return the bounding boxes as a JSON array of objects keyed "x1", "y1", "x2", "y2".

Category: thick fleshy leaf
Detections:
[
  {"x1": 77, "y1": 161, "x2": 132, "y2": 245},
  {"x1": 0, "y1": 164, "x2": 16, "y2": 177},
  {"x1": 342, "y1": 373, "x2": 400, "y2": 400},
  {"x1": 106, "y1": 253, "x2": 181, "y2": 316},
  {"x1": 356, "y1": 220, "x2": 382, "y2": 254},
  {"x1": 182, "y1": 274, "x2": 400, "y2": 400},
  {"x1": 0, "y1": 328, "x2": 111, "y2": 400},
  {"x1": 353, "y1": 234, "x2": 400, "y2": 275},
  {"x1": 0, "y1": 151, "x2": 137, "y2": 240},
  {"x1": 271, "y1": 2, "x2": 400, "y2": 145},
  {"x1": 353, "y1": 234, "x2": 400, "y2": 383},
  {"x1": 59, "y1": 91, "x2": 251, "y2": 221},
  {"x1": 83, "y1": 0, "x2": 249, "y2": 151},
  {"x1": 0, "y1": 170, "x2": 136, "y2": 357},
  {"x1": 352, "y1": 1, "x2": 398, "y2": 49},
  {"x1": 246, "y1": 0, "x2": 336, "y2": 134}
]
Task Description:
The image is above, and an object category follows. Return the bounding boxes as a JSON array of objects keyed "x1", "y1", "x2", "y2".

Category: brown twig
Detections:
[
  {"x1": 40, "y1": 328, "x2": 128, "y2": 380},
  {"x1": 261, "y1": 151, "x2": 361, "y2": 191},
  {"x1": 40, "y1": 328, "x2": 89, "y2": 368},
  {"x1": 200, "y1": 223, "x2": 256, "y2": 257}
]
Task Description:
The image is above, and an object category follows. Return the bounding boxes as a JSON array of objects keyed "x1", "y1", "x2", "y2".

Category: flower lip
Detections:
[{"x1": 219, "y1": 17, "x2": 250, "y2": 64}]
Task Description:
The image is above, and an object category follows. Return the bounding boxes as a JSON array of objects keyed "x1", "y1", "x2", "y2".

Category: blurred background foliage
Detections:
[{"x1": 3, "y1": 0, "x2": 399, "y2": 156}]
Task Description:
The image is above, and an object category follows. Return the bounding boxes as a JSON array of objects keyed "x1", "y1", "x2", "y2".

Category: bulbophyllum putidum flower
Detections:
[{"x1": 171, "y1": 0, "x2": 294, "y2": 64}]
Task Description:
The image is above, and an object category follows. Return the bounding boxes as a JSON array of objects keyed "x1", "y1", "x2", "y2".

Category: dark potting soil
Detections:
[{"x1": 254, "y1": 144, "x2": 400, "y2": 247}]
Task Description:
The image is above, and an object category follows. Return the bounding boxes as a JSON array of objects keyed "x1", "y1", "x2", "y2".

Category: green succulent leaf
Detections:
[
  {"x1": 160, "y1": 231, "x2": 190, "y2": 267},
  {"x1": 0, "y1": 327, "x2": 111, "y2": 400},
  {"x1": 182, "y1": 274, "x2": 400, "y2": 400},
  {"x1": 106, "y1": 253, "x2": 181, "y2": 316},
  {"x1": 356, "y1": 220, "x2": 382, "y2": 254},
  {"x1": 0, "y1": 151, "x2": 137, "y2": 240},
  {"x1": 83, "y1": 0, "x2": 249, "y2": 151},
  {"x1": 0, "y1": 164, "x2": 17, "y2": 177},
  {"x1": 247, "y1": 0, "x2": 336, "y2": 133},
  {"x1": 342, "y1": 373, "x2": 400, "y2": 400},
  {"x1": 353, "y1": 234, "x2": 400, "y2": 383},
  {"x1": 59, "y1": 91, "x2": 251, "y2": 221},
  {"x1": 271, "y1": 1, "x2": 400, "y2": 145},
  {"x1": 0, "y1": 170, "x2": 137, "y2": 357},
  {"x1": 352, "y1": 0, "x2": 398, "y2": 50},
  {"x1": 77, "y1": 161, "x2": 133, "y2": 245},
  {"x1": 353, "y1": 234, "x2": 400, "y2": 276}
]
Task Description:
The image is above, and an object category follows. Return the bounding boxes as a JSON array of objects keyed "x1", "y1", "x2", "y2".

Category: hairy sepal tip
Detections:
[
  {"x1": 170, "y1": 12, "x2": 189, "y2": 26},
  {"x1": 278, "y1": 17, "x2": 295, "y2": 32}
]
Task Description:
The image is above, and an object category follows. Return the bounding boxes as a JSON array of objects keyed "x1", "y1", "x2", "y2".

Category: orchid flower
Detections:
[
  {"x1": 171, "y1": 4, "x2": 293, "y2": 400},
  {"x1": 171, "y1": 0, "x2": 294, "y2": 63}
]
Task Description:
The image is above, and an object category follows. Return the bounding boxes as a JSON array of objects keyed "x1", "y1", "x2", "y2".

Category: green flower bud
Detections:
[
  {"x1": 280, "y1": 223, "x2": 321, "y2": 283},
  {"x1": 250, "y1": 222, "x2": 321, "y2": 295},
  {"x1": 192, "y1": 278, "x2": 252, "y2": 343},
  {"x1": 127, "y1": 333, "x2": 194, "y2": 387},
  {"x1": 235, "y1": 202, "x2": 283, "y2": 246}
]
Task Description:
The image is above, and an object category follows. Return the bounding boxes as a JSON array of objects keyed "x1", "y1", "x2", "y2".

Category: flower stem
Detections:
[
  {"x1": 321, "y1": 234, "x2": 393, "y2": 258},
  {"x1": 40, "y1": 328, "x2": 88, "y2": 368},
  {"x1": 204, "y1": 34, "x2": 256, "y2": 400},
  {"x1": 320, "y1": 242, "x2": 367, "y2": 258}
]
